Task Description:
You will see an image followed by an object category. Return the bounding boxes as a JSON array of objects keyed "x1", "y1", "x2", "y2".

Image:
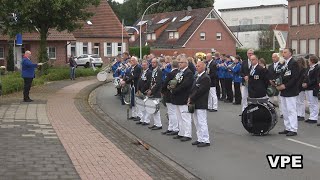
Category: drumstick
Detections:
[{"x1": 134, "y1": 139, "x2": 150, "y2": 150}]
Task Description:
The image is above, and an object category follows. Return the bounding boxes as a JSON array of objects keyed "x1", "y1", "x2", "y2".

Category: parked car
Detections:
[{"x1": 75, "y1": 54, "x2": 103, "y2": 68}]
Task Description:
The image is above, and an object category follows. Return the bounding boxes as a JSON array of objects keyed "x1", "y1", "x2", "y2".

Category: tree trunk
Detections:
[{"x1": 38, "y1": 28, "x2": 49, "y2": 75}]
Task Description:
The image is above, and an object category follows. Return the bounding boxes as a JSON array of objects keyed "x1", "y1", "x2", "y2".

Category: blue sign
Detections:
[{"x1": 16, "y1": 33, "x2": 22, "y2": 45}]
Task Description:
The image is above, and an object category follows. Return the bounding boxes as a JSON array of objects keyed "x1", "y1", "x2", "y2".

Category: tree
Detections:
[
  {"x1": 6, "y1": 44, "x2": 14, "y2": 71},
  {"x1": 0, "y1": 0, "x2": 101, "y2": 73}
]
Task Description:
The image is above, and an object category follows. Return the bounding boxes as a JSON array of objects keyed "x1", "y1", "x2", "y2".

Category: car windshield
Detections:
[{"x1": 91, "y1": 55, "x2": 100, "y2": 58}]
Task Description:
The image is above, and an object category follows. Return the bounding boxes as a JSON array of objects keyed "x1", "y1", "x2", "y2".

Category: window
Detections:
[
  {"x1": 291, "y1": 7, "x2": 298, "y2": 25},
  {"x1": 207, "y1": 12, "x2": 216, "y2": 19},
  {"x1": 47, "y1": 47, "x2": 56, "y2": 59},
  {"x1": 245, "y1": 34, "x2": 250, "y2": 42},
  {"x1": 83, "y1": 43, "x2": 88, "y2": 54},
  {"x1": 240, "y1": 18, "x2": 253, "y2": 25},
  {"x1": 200, "y1": 32, "x2": 206, "y2": 40},
  {"x1": 309, "y1": 5, "x2": 316, "y2": 24},
  {"x1": 0, "y1": 47, "x2": 4, "y2": 59},
  {"x1": 180, "y1": 16, "x2": 192, "y2": 22},
  {"x1": 147, "y1": 33, "x2": 151, "y2": 41},
  {"x1": 264, "y1": 16, "x2": 272, "y2": 24},
  {"x1": 254, "y1": 17, "x2": 261, "y2": 24},
  {"x1": 106, "y1": 43, "x2": 112, "y2": 56},
  {"x1": 151, "y1": 33, "x2": 156, "y2": 40},
  {"x1": 299, "y1": 6, "x2": 306, "y2": 24},
  {"x1": 117, "y1": 43, "x2": 122, "y2": 54},
  {"x1": 157, "y1": 18, "x2": 169, "y2": 24},
  {"x1": 174, "y1": 32, "x2": 179, "y2": 39},
  {"x1": 308, "y1": 39, "x2": 316, "y2": 54},
  {"x1": 71, "y1": 42, "x2": 76, "y2": 56},
  {"x1": 300, "y1": 40, "x2": 307, "y2": 54},
  {"x1": 291, "y1": 40, "x2": 298, "y2": 54},
  {"x1": 130, "y1": 35, "x2": 135, "y2": 41},
  {"x1": 169, "y1": 32, "x2": 179, "y2": 39},
  {"x1": 216, "y1": 33, "x2": 222, "y2": 40},
  {"x1": 137, "y1": 21, "x2": 147, "y2": 26},
  {"x1": 93, "y1": 43, "x2": 100, "y2": 55}
]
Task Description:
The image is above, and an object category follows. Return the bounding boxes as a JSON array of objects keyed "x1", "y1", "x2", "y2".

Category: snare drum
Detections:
[
  {"x1": 145, "y1": 98, "x2": 160, "y2": 114},
  {"x1": 241, "y1": 101, "x2": 277, "y2": 135},
  {"x1": 135, "y1": 96, "x2": 146, "y2": 111},
  {"x1": 113, "y1": 77, "x2": 121, "y2": 88}
]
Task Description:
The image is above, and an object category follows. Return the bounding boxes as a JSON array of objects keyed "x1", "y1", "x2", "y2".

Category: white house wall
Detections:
[{"x1": 234, "y1": 31, "x2": 261, "y2": 49}]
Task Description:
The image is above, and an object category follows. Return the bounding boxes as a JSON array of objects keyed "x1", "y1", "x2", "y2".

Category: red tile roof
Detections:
[
  {"x1": 0, "y1": 29, "x2": 75, "y2": 41},
  {"x1": 73, "y1": 0, "x2": 129, "y2": 38}
]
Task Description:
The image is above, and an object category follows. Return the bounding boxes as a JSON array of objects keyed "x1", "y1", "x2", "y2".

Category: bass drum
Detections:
[
  {"x1": 135, "y1": 96, "x2": 146, "y2": 111},
  {"x1": 241, "y1": 102, "x2": 277, "y2": 135},
  {"x1": 145, "y1": 98, "x2": 160, "y2": 114}
]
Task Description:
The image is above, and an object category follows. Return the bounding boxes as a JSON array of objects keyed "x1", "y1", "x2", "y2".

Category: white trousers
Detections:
[
  {"x1": 145, "y1": 111, "x2": 162, "y2": 127},
  {"x1": 305, "y1": 90, "x2": 319, "y2": 121},
  {"x1": 166, "y1": 103, "x2": 179, "y2": 132},
  {"x1": 132, "y1": 105, "x2": 143, "y2": 118},
  {"x1": 208, "y1": 87, "x2": 218, "y2": 110},
  {"x1": 176, "y1": 105, "x2": 192, "y2": 138},
  {"x1": 296, "y1": 91, "x2": 306, "y2": 118},
  {"x1": 193, "y1": 109, "x2": 210, "y2": 143},
  {"x1": 280, "y1": 96, "x2": 298, "y2": 132},
  {"x1": 241, "y1": 85, "x2": 248, "y2": 112}
]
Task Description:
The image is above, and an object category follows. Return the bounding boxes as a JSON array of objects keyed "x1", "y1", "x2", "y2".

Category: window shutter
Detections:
[
  {"x1": 67, "y1": 42, "x2": 71, "y2": 57},
  {"x1": 88, "y1": 42, "x2": 92, "y2": 54},
  {"x1": 122, "y1": 42, "x2": 126, "y2": 53},
  {"x1": 112, "y1": 42, "x2": 117, "y2": 56},
  {"x1": 104, "y1": 42, "x2": 107, "y2": 57}
]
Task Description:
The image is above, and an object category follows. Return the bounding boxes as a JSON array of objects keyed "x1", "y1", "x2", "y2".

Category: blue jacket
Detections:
[
  {"x1": 112, "y1": 61, "x2": 121, "y2": 77},
  {"x1": 21, "y1": 57, "x2": 37, "y2": 78},
  {"x1": 217, "y1": 59, "x2": 226, "y2": 79},
  {"x1": 232, "y1": 62, "x2": 242, "y2": 83},
  {"x1": 162, "y1": 63, "x2": 172, "y2": 82},
  {"x1": 223, "y1": 61, "x2": 233, "y2": 79}
]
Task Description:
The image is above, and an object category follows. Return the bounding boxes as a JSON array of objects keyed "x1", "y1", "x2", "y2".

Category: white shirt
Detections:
[
  {"x1": 284, "y1": 57, "x2": 292, "y2": 66},
  {"x1": 250, "y1": 64, "x2": 258, "y2": 76},
  {"x1": 273, "y1": 61, "x2": 279, "y2": 71},
  {"x1": 171, "y1": 68, "x2": 178, "y2": 72},
  {"x1": 180, "y1": 67, "x2": 188, "y2": 73},
  {"x1": 248, "y1": 59, "x2": 251, "y2": 68}
]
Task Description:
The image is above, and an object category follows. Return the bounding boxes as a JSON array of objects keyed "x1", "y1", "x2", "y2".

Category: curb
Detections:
[{"x1": 78, "y1": 81, "x2": 200, "y2": 180}]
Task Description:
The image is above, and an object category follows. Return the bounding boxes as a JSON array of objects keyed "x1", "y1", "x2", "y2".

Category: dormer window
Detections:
[
  {"x1": 169, "y1": 31, "x2": 179, "y2": 39},
  {"x1": 147, "y1": 33, "x2": 156, "y2": 41},
  {"x1": 157, "y1": 18, "x2": 170, "y2": 24},
  {"x1": 206, "y1": 11, "x2": 216, "y2": 19},
  {"x1": 137, "y1": 20, "x2": 147, "y2": 26},
  {"x1": 180, "y1": 16, "x2": 192, "y2": 22},
  {"x1": 130, "y1": 35, "x2": 135, "y2": 41}
]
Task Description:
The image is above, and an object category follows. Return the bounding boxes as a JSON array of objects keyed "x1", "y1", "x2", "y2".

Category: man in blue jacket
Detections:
[{"x1": 21, "y1": 51, "x2": 42, "y2": 102}]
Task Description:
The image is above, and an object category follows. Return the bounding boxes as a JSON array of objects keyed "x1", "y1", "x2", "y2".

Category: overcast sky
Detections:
[{"x1": 113, "y1": 0, "x2": 288, "y2": 10}]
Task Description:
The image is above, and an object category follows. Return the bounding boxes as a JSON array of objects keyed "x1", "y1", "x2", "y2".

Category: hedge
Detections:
[
  {"x1": 1, "y1": 67, "x2": 99, "y2": 95},
  {"x1": 129, "y1": 46, "x2": 150, "y2": 58},
  {"x1": 236, "y1": 49, "x2": 275, "y2": 64}
]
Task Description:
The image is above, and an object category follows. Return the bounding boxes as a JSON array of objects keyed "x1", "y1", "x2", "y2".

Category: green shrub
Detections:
[
  {"x1": 129, "y1": 46, "x2": 150, "y2": 58},
  {"x1": 236, "y1": 49, "x2": 275, "y2": 64}
]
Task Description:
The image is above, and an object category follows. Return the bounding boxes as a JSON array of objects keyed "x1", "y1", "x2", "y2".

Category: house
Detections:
[
  {"x1": 219, "y1": 4, "x2": 289, "y2": 50},
  {"x1": 128, "y1": 7, "x2": 241, "y2": 57},
  {"x1": 0, "y1": 0, "x2": 128, "y2": 68},
  {"x1": 287, "y1": 0, "x2": 320, "y2": 56}
]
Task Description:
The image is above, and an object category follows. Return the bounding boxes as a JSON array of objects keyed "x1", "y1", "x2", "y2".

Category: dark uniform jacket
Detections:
[
  {"x1": 137, "y1": 69, "x2": 152, "y2": 94},
  {"x1": 240, "y1": 59, "x2": 250, "y2": 84},
  {"x1": 280, "y1": 58, "x2": 300, "y2": 97},
  {"x1": 125, "y1": 65, "x2": 142, "y2": 91},
  {"x1": 298, "y1": 68, "x2": 307, "y2": 92},
  {"x1": 161, "y1": 68, "x2": 179, "y2": 104},
  {"x1": 189, "y1": 72, "x2": 211, "y2": 109},
  {"x1": 149, "y1": 67, "x2": 162, "y2": 98},
  {"x1": 304, "y1": 64, "x2": 320, "y2": 96},
  {"x1": 207, "y1": 59, "x2": 218, "y2": 87},
  {"x1": 172, "y1": 68, "x2": 194, "y2": 105},
  {"x1": 267, "y1": 62, "x2": 281, "y2": 81},
  {"x1": 248, "y1": 65, "x2": 269, "y2": 98}
]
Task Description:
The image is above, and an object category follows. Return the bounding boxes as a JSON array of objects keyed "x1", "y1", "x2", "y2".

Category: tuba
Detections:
[{"x1": 195, "y1": 52, "x2": 206, "y2": 62}]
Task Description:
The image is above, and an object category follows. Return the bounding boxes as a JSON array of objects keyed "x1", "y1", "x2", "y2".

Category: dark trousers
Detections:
[
  {"x1": 23, "y1": 78, "x2": 33, "y2": 100},
  {"x1": 225, "y1": 78, "x2": 233, "y2": 102},
  {"x1": 117, "y1": 88, "x2": 121, "y2": 95},
  {"x1": 219, "y1": 78, "x2": 226, "y2": 99},
  {"x1": 216, "y1": 79, "x2": 220, "y2": 98},
  {"x1": 234, "y1": 82, "x2": 242, "y2": 104}
]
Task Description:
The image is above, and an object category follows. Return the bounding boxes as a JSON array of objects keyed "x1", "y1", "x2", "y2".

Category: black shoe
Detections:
[
  {"x1": 317, "y1": 123, "x2": 320, "y2": 126},
  {"x1": 167, "y1": 131, "x2": 179, "y2": 136},
  {"x1": 133, "y1": 117, "x2": 141, "y2": 121},
  {"x1": 280, "y1": 115, "x2": 283, "y2": 118},
  {"x1": 180, "y1": 137, "x2": 192, "y2": 142},
  {"x1": 278, "y1": 130, "x2": 289, "y2": 134},
  {"x1": 239, "y1": 114, "x2": 242, "y2": 116},
  {"x1": 297, "y1": 116, "x2": 305, "y2": 121},
  {"x1": 148, "y1": 125, "x2": 156, "y2": 129},
  {"x1": 151, "y1": 126, "x2": 162, "y2": 130},
  {"x1": 127, "y1": 117, "x2": 135, "y2": 120},
  {"x1": 192, "y1": 141, "x2": 200, "y2": 145},
  {"x1": 23, "y1": 99, "x2": 33, "y2": 102},
  {"x1": 197, "y1": 142, "x2": 211, "y2": 147},
  {"x1": 173, "y1": 135, "x2": 183, "y2": 139},
  {"x1": 208, "y1": 109, "x2": 218, "y2": 112},
  {"x1": 305, "y1": 119, "x2": 317, "y2": 124},
  {"x1": 286, "y1": 131, "x2": 297, "y2": 136},
  {"x1": 114, "y1": 94, "x2": 120, "y2": 96},
  {"x1": 142, "y1": 122, "x2": 150, "y2": 126},
  {"x1": 162, "y1": 130, "x2": 172, "y2": 135},
  {"x1": 136, "y1": 122, "x2": 142, "y2": 125}
]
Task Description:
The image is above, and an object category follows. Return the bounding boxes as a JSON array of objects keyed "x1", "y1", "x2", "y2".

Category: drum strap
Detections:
[{"x1": 131, "y1": 86, "x2": 135, "y2": 107}]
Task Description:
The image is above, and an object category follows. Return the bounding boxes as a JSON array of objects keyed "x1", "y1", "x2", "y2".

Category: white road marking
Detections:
[{"x1": 286, "y1": 138, "x2": 320, "y2": 150}]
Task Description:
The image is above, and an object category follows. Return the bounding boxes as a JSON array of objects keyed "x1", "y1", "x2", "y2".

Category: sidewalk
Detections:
[{"x1": 0, "y1": 77, "x2": 190, "y2": 180}]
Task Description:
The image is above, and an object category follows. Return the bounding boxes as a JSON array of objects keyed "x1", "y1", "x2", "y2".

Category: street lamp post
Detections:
[{"x1": 139, "y1": 1, "x2": 160, "y2": 60}]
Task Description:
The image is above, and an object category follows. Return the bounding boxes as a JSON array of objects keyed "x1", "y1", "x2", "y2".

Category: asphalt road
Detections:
[{"x1": 96, "y1": 83, "x2": 320, "y2": 180}]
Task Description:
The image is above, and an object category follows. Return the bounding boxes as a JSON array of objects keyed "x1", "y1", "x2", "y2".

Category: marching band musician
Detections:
[
  {"x1": 161, "y1": 56, "x2": 172, "y2": 82},
  {"x1": 217, "y1": 54, "x2": 226, "y2": 100},
  {"x1": 112, "y1": 54, "x2": 122, "y2": 96},
  {"x1": 126, "y1": 56, "x2": 143, "y2": 121},
  {"x1": 248, "y1": 55, "x2": 269, "y2": 98},
  {"x1": 171, "y1": 54, "x2": 194, "y2": 142},
  {"x1": 206, "y1": 53, "x2": 218, "y2": 112},
  {"x1": 240, "y1": 49, "x2": 254, "y2": 112},
  {"x1": 213, "y1": 52, "x2": 222, "y2": 99},
  {"x1": 122, "y1": 52, "x2": 131, "y2": 63},
  {"x1": 296, "y1": 57, "x2": 307, "y2": 121},
  {"x1": 232, "y1": 56, "x2": 242, "y2": 105},
  {"x1": 268, "y1": 53, "x2": 283, "y2": 118},
  {"x1": 145, "y1": 58, "x2": 163, "y2": 130},
  {"x1": 188, "y1": 61, "x2": 211, "y2": 147},
  {"x1": 223, "y1": 55, "x2": 234, "y2": 103},
  {"x1": 161, "y1": 60, "x2": 180, "y2": 135},
  {"x1": 277, "y1": 48, "x2": 300, "y2": 136},
  {"x1": 302, "y1": 56, "x2": 320, "y2": 125}
]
